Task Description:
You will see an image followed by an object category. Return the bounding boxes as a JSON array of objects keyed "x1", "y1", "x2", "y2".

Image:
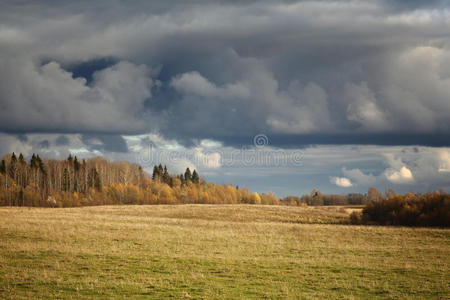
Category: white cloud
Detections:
[
  {"x1": 170, "y1": 71, "x2": 250, "y2": 100},
  {"x1": 385, "y1": 166, "x2": 414, "y2": 184},
  {"x1": 438, "y1": 150, "x2": 450, "y2": 173},
  {"x1": 342, "y1": 167, "x2": 377, "y2": 186},
  {"x1": 330, "y1": 176, "x2": 353, "y2": 187},
  {"x1": 333, "y1": 147, "x2": 450, "y2": 189},
  {"x1": 194, "y1": 148, "x2": 221, "y2": 169},
  {"x1": 170, "y1": 71, "x2": 217, "y2": 97},
  {"x1": 168, "y1": 158, "x2": 197, "y2": 175}
]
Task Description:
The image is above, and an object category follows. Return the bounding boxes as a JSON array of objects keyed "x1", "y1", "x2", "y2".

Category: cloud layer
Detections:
[{"x1": 0, "y1": 0, "x2": 449, "y2": 146}]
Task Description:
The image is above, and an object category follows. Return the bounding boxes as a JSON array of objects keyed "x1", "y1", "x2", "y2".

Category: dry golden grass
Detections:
[{"x1": 0, "y1": 205, "x2": 448, "y2": 299}]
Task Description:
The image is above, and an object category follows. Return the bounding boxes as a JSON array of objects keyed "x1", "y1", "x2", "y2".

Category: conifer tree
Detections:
[
  {"x1": 0, "y1": 159, "x2": 5, "y2": 175},
  {"x1": 63, "y1": 168, "x2": 70, "y2": 192},
  {"x1": 163, "y1": 166, "x2": 169, "y2": 184},
  {"x1": 192, "y1": 170, "x2": 199, "y2": 184},
  {"x1": 8, "y1": 153, "x2": 17, "y2": 180},
  {"x1": 37, "y1": 155, "x2": 45, "y2": 175},
  {"x1": 152, "y1": 166, "x2": 157, "y2": 179},
  {"x1": 178, "y1": 174, "x2": 185, "y2": 185},
  {"x1": 18, "y1": 153, "x2": 25, "y2": 165},
  {"x1": 73, "y1": 156, "x2": 80, "y2": 172},
  {"x1": 17, "y1": 153, "x2": 27, "y2": 188},
  {"x1": 184, "y1": 168, "x2": 191, "y2": 182},
  {"x1": 30, "y1": 154, "x2": 37, "y2": 169}
]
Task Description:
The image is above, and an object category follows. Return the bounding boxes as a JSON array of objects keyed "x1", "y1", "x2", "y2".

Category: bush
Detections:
[
  {"x1": 354, "y1": 191, "x2": 450, "y2": 227},
  {"x1": 349, "y1": 211, "x2": 361, "y2": 224}
]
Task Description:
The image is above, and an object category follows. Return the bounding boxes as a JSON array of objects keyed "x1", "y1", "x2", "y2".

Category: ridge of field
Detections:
[{"x1": 0, "y1": 205, "x2": 448, "y2": 299}]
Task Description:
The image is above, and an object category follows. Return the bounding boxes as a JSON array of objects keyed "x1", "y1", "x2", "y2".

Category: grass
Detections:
[{"x1": 0, "y1": 205, "x2": 449, "y2": 299}]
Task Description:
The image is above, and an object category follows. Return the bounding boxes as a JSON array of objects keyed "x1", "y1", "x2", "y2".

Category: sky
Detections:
[{"x1": 1, "y1": 0, "x2": 450, "y2": 197}]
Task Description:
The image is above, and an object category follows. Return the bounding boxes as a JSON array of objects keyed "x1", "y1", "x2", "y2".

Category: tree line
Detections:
[
  {"x1": 282, "y1": 188, "x2": 368, "y2": 206},
  {"x1": 0, "y1": 153, "x2": 278, "y2": 207}
]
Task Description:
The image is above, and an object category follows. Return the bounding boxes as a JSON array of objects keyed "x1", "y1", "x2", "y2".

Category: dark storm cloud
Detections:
[
  {"x1": 16, "y1": 135, "x2": 28, "y2": 142},
  {"x1": 65, "y1": 57, "x2": 118, "y2": 84},
  {"x1": 383, "y1": 0, "x2": 449, "y2": 11},
  {"x1": 38, "y1": 140, "x2": 50, "y2": 149},
  {"x1": 55, "y1": 135, "x2": 70, "y2": 146},
  {"x1": 217, "y1": 134, "x2": 450, "y2": 148},
  {"x1": 81, "y1": 134, "x2": 128, "y2": 153},
  {"x1": 0, "y1": 0, "x2": 449, "y2": 148}
]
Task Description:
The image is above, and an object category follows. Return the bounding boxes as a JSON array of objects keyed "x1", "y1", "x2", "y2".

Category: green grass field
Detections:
[{"x1": 0, "y1": 205, "x2": 449, "y2": 299}]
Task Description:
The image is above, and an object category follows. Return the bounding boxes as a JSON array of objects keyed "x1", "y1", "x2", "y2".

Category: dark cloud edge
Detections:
[
  {"x1": 3, "y1": 130, "x2": 450, "y2": 148},
  {"x1": 163, "y1": 133, "x2": 450, "y2": 148}
]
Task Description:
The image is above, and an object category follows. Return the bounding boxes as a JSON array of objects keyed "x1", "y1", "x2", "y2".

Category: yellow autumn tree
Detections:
[
  {"x1": 159, "y1": 184, "x2": 175, "y2": 204},
  {"x1": 250, "y1": 192, "x2": 261, "y2": 204}
]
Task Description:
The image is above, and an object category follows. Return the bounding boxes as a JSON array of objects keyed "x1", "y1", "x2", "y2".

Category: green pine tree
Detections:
[
  {"x1": 152, "y1": 165, "x2": 160, "y2": 181},
  {"x1": 191, "y1": 170, "x2": 199, "y2": 184},
  {"x1": 163, "y1": 166, "x2": 169, "y2": 184},
  {"x1": 0, "y1": 159, "x2": 6, "y2": 175},
  {"x1": 184, "y1": 168, "x2": 191, "y2": 182},
  {"x1": 63, "y1": 168, "x2": 70, "y2": 192},
  {"x1": 8, "y1": 153, "x2": 17, "y2": 179},
  {"x1": 18, "y1": 153, "x2": 25, "y2": 165},
  {"x1": 73, "y1": 156, "x2": 80, "y2": 172}
]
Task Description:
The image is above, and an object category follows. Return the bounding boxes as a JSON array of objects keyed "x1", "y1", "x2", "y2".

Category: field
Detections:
[{"x1": 0, "y1": 205, "x2": 449, "y2": 299}]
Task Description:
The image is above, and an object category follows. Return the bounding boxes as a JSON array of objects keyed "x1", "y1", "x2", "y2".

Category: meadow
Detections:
[{"x1": 0, "y1": 205, "x2": 449, "y2": 299}]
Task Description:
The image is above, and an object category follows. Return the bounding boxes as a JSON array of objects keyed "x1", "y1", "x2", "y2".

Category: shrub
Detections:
[{"x1": 355, "y1": 191, "x2": 450, "y2": 227}]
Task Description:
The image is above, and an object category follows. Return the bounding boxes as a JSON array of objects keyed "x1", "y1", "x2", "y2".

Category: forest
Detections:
[{"x1": 0, "y1": 153, "x2": 278, "y2": 207}]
